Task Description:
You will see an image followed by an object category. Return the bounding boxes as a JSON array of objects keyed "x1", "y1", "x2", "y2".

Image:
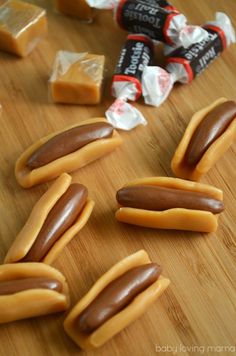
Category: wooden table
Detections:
[{"x1": 0, "y1": 1, "x2": 236, "y2": 355}]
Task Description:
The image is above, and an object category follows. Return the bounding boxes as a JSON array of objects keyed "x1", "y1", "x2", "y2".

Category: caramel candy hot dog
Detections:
[
  {"x1": 0, "y1": 263, "x2": 69, "y2": 324},
  {"x1": 15, "y1": 118, "x2": 122, "y2": 188},
  {"x1": 27, "y1": 122, "x2": 113, "y2": 169},
  {"x1": 0, "y1": 277, "x2": 62, "y2": 295},
  {"x1": 171, "y1": 98, "x2": 236, "y2": 181},
  {"x1": 64, "y1": 250, "x2": 169, "y2": 350},
  {"x1": 5, "y1": 173, "x2": 94, "y2": 265},
  {"x1": 117, "y1": 185, "x2": 224, "y2": 214},
  {"x1": 77, "y1": 263, "x2": 162, "y2": 334},
  {"x1": 116, "y1": 177, "x2": 223, "y2": 232}
]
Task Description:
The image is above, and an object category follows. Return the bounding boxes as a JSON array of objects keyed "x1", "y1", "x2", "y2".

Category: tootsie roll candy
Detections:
[
  {"x1": 86, "y1": 0, "x2": 207, "y2": 48},
  {"x1": 64, "y1": 250, "x2": 170, "y2": 349},
  {"x1": 106, "y1": 34, "x2": 154, "y2": 130},
  {"x1": 142, "y1": 13, "x2": 235, "y2": 107},
  {"x1": 116, "y1": 177, "x2": 224, "y2": 232}
]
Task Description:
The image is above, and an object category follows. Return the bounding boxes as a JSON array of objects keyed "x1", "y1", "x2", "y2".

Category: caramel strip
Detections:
[
  {"x1": 185, "y1": 101, "x2": 236, "y2": 166},
  {"x1": 27, "y1": 122, "x2": 114, "y2": 169},
  {"x1": 77, "y1": 263, "x2": 161, "y2": 334},
  {"x1": 117, "y1": 185, "x2": 224, "y2": 214},
  {"x1": 21, "y1": 183, "x2": 88, "y2": 262},
  {"x1": 0, "y1": 277, "x2": 62, "y2": 296}
]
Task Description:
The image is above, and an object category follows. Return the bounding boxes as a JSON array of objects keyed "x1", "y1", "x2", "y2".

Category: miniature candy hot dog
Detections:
[
  {"x1": 21, "y1": 183, "x2": 88, "y2": 262},
  {"x1": 116, "y1": 177, "x2": 224, "y2": 232},
  {"x1": 171, "y1": 98, "x2": 236, "y2": 181},
  {"x1": 15, "y1": 118, "x2": 122, "y2": 188},
  {"x1": 77, "y1": 263, "x2": 162, "y2": 333},
  {"x1": 64, "y1": 250, "x2": 170, "y2": 350},
  {"x1": 117, "y1": 185, "x2": 224, "y2": 214},
  {"x1": 5, "y1": 173, "x2": 94, "y2": 265},
  {"x1": 185, "y1": 101, "x2": 236, "y2": 166},
  {"x1": 0, "y1": 263, "x2": 70, "y2": 324},
  {"x1": 27, "y1": 122, "x2": 113, "y2": 169},
  {"x1": 0, "y1": 277, "x2": 62, "y2": 295}
]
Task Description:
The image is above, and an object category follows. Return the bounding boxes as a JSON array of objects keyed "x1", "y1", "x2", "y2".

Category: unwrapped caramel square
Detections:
[
  {"x1": 54, "y1": 0, "x2": 93, "y2": 22},
  {"x1": 0, "y1": 0, "x2": 47, "y2": 57},
  {"x1": 50, "y1": 51, "x2": 105, "y2": 105}
]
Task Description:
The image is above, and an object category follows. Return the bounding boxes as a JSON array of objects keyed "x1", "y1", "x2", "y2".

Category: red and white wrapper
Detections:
[
  {"x1": 142, "y1": 12, "x2": 235, "y2": 107},
  {"x1": 106, "y1": 99, "x2": 147, "y2": 130}
]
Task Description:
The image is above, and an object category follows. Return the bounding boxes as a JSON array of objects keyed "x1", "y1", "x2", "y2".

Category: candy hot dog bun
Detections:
[
  {"x1": 171, "y1": 98, "x2": 236, "y2": 181},
  {"x1": 115, "y1": 177, "x2": 223, "y2": 232},
  {"x1": 0, "y1": 263, "x2": 70, "y2": 324},
  {"x1": 4, "y1": 173, "x2": 94, "y2": 265},
  {"x1": 15, "y1": 117, "x2": 122, "y2": 188},
  {"x1": 64, "y1": 250, "x2": 170, "y2": 350}
]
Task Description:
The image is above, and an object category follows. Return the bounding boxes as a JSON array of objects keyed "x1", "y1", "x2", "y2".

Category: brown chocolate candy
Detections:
[
  {"x1": 27, "y1": 122, "x2": 114, "y2": 169},
  {"x1": 185, "y1": 100, "x2": 236, "y2": 166},
  {"x1": 77, "y1": 263, "x2": 161, "y2": 334},
  {"x1": 116, "y1": 185, "x2": 224, "y2": 214},
  {"x1": 22, "y1": 183, "x2": 88, "y2": 262},
  {"x1": 0, "y1": 277, "x2": 62, "y2": 296}
]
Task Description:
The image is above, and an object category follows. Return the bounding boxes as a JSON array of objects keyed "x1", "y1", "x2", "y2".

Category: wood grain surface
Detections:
[{"x1": 0, "y1": 1, "x2": 236, "y2": 355}]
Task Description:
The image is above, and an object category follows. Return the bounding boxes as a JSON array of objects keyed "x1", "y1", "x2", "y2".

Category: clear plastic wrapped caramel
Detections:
[
  {"x1": 0, "y1": 0, "x2": 47, "y2": 57},
  {"x1": 54, "y1": 0, "x2": 93, "y2": 22},
  {"x1": 49, "y1": 51, "x2": 105, "y2": 105}
]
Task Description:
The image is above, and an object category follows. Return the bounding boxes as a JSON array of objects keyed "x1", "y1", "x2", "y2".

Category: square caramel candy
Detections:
[
  {"x1": 54, "y1": 0, "x2": 93, "y2": 22},
  {"x1": 50, "y1": 51, "x2": 105, "y2": 105},
  {"x1": 0, "y1": 0, "x2": 47, "y2": 57}
]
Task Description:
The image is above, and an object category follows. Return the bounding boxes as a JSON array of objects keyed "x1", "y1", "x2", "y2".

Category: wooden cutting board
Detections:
[{"x1": 0, "y1": 1, "x2": 235, "y2": 355}]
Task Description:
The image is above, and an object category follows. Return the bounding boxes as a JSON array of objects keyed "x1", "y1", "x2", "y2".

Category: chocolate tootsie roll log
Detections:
[
  {"x1": 64, "y1": 250, "x2": 170, "y2": 349},
  {"x1": 15, "y1": 118, "x2": 122, "y2": 188},
  {"x1": 171, "y1": 98, "x2": 236, "y2": 181},
  {"x1": 106, "y1": 34, "x2": 153, "y2": 130},
  {"x1": 116, "y1": 177, "x2": 224, "y2": 232},
  {"x1": 0, "y1": 263, "x2": 70, "y2": 324},
  {"x1": 4, "y1": 173, "x2": 94, "y2": 265},
  {"x1": 142, "y1": 12, "x2": 236, "y2": 107}
]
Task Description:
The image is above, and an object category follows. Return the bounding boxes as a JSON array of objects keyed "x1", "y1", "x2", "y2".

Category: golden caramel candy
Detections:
[
  {"x1": 64, "y1": 250, "x2": 170, "y2": 350},
  {"x1": 0, "y1": 0, "x2": 47, "y2": 57},
  {"x1": 50, "y1": 51, "x2": 105, "y2": 105},
  {"x1": 0, "y1": 263, "x2": 70, "y2": 324},
  {"x1": 54, "y1": 0, "x2": 93, "y2": 22}
]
